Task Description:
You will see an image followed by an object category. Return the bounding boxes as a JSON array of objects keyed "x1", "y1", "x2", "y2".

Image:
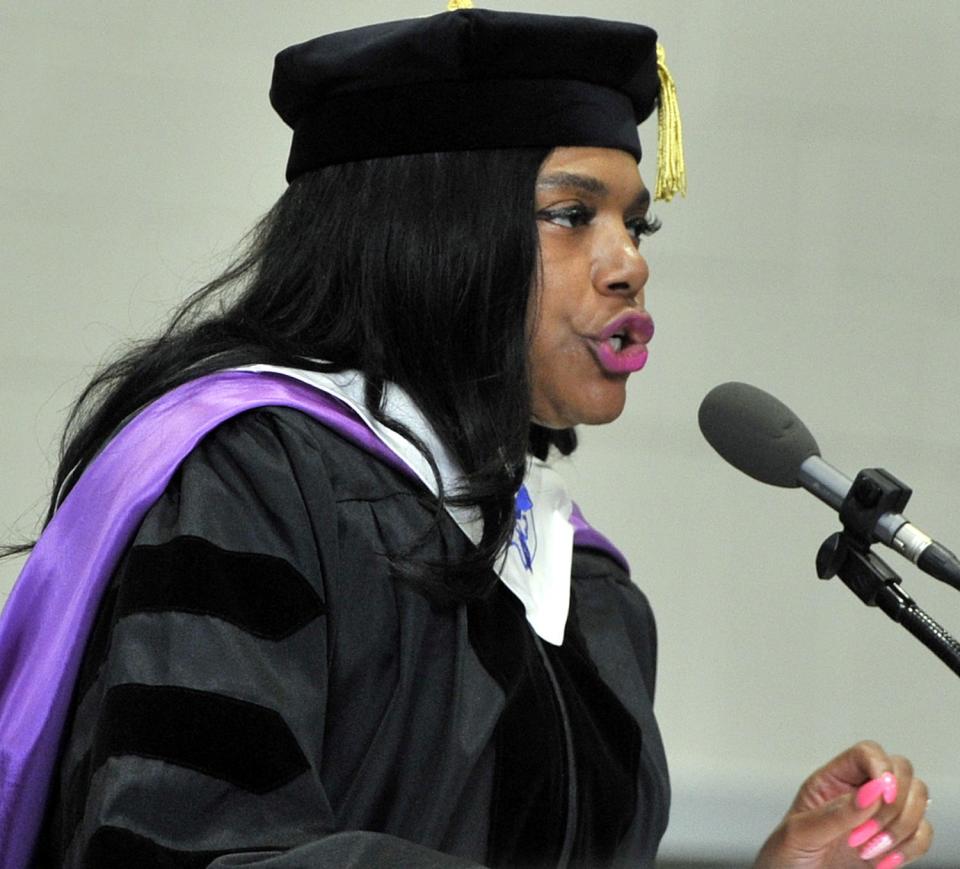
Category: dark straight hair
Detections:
[{"x1": 14, "y1": 148, "x2": 577, "y2": 603}]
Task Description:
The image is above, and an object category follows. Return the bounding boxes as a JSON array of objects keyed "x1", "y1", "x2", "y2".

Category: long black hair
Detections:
[{"x1": 13, "y1": 148, "x2": 577, "y2": 602}]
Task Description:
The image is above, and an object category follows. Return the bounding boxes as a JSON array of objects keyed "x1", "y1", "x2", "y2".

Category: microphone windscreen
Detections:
[{"x1": 698, "y1": 382, "x2": 821, "y2": 488}]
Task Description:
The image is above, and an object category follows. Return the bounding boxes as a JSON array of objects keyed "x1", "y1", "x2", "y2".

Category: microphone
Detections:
[{"x1": 698, "y1": 381, "x2": 960, "y2": 591}]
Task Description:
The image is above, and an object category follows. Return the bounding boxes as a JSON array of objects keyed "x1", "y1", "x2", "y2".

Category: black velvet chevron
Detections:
[
  {"x1": 91, "y1": 683, "x2": 310, "y2": 793},
  {"x1": 468, "y1": 582, "x2": 642, "y2": 868},
  {"x1": 548, "y1": 599, "x2": 641, "y2": 865},
  {"x1": 117, "y1": 536, "x2": 325, "y2": 639},
  {"x1": 468, "y1": 585, "x2": 567, "y2": 868}
]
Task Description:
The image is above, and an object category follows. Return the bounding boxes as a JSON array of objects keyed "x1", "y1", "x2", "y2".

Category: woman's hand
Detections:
[{"x1": 754, "y1": 741, "x2": 933, "y2": 868}]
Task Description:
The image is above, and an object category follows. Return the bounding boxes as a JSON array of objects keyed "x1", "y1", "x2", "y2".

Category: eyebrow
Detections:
[{"x1": 536, "y1": 171, "x2": 651, "y2": 211}]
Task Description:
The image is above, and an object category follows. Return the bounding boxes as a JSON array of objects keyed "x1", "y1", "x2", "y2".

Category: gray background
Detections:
[{"x1": 2, "y1": 1, "x2": 958, "y2": 864}]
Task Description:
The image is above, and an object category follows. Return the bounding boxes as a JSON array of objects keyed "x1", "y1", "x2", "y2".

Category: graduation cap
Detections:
[{"x1": 270, "y1": 1, "x2": 685, "y2": 200}]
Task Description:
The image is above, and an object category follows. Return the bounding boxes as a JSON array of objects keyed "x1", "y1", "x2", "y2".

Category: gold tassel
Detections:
[
  {"x1": 655, "y1": 43, "x2": 687, "y2": 202},
  {"x1": 446, "y1": 0, "x2": 474, "y2": 9}
]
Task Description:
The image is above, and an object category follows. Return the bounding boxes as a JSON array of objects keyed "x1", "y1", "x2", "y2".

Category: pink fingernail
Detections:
[
  {"x1": 860, "y1": 831, "x2": 895, "y2": 861},
  {"x1": 856, "y1": 777, "x2": 886, "y2": 808},
  {"x1": 881, "y1": 772, "x2": 898, "y2": 804},
  {"x1": 877, "y1": 852, "x2": 905, "y2": 869},
  {"x1": 848, "y1": 818, "x2": 881, "y2": 848}
]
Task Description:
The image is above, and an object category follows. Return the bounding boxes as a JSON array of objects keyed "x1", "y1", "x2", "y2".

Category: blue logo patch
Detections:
[{"x1": 510, "y1": 484, "x2": 536, "y2": 571}]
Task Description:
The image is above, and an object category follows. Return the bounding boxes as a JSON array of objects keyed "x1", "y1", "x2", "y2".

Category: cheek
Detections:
[
  {"x1": 530, "y1": 252, "x2": 583, "y2": 347},
  {"x1": 527, "y1": 245, "x2": 594, "y2": 384},
  {"x1": 527, "y1": 286, "x2": 579, "y2": 380}
]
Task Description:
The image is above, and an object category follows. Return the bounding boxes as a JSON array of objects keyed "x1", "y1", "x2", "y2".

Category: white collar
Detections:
[{"x1": 236, "y1": 365, "x2": 572, "y2": 644}]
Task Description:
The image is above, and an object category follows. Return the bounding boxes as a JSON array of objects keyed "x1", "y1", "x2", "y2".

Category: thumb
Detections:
[{"x1": 780, "y1": 773, "x2": 897, "y2": 851}]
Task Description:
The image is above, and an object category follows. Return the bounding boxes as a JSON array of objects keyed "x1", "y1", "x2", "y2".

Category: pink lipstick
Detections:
[{"x1": 591, "y1": 311, "x2": 654, "y2": 374}]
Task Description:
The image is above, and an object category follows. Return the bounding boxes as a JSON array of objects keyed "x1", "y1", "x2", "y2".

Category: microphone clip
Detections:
[
  {"x1": 816, "y1": 531, "x2": 902, "y2": 603},
  {"x1": 838, "y1": 468, "x2": 912, "y2": 550},
  {"x1": 815, "y1": 466, "x2": 914, "y2": 598},
  {"x1": 815, "y1": 472, "x2": 960, "y2": 680}
]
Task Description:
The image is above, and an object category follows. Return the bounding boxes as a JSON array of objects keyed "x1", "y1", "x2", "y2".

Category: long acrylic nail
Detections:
[
  {"x1": 860, "y1": 831, "x2": 895, "y2": 861},
  {"x1": 848, "y1": 818, "x2": 881, "y2": 848},
  {"x1": 877, "y1": 852, "x2": 905, "y2": 869},
  {"x1": 881, "y1": 771, "x2": 898, "y2": 804},
  {"x1": 856, "y1": 777, "x2": 887, "y2": 809}
]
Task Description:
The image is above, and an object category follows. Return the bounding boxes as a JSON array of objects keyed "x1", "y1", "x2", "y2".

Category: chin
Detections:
[
  {"x1": 575, "y1": 403, "x2": 626, "y2": 427},
  {"x1": 534, "y1": 387, "x2": 627, "y2": 429},
  {"x1": 576, "y1": 379, "x2": 628, "y2": 426}
]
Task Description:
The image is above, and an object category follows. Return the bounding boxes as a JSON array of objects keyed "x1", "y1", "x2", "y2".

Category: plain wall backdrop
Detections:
[{"x1": 2, "y1": 1, "x2": 958, "y2": 862}]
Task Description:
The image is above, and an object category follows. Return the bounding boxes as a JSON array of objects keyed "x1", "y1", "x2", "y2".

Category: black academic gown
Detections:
[{"x1": 34, "y1": 407, "x2": 669, "y2": 868}]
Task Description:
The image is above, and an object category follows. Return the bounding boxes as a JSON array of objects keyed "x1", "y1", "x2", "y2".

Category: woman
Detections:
[{"x1": 0, "y1": 6, "x2": 932, "y2": 868}]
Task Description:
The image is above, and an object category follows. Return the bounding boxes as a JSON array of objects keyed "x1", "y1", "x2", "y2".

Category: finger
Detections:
[
  {"x1": 858, "y1": 756, "x2": 917, "y2": 830},
  {"x1": 779, "y1": 765, "x2": 907, "y2": 854},
  {"x1": 791, "y1": 740, "x2": 893, "y2": 811},
  {"x1": 868, "y1": 818, "x2": 934, "y2": 869},
  {"x1": 852, "y1": 774, "x2": 930, "y2": 864},
  {"x1": 855, "y1": 771, "x2": 899, "y2": 810},
  {"x1": 776, "y1": 791, "x2": 874, "y2": 852}
]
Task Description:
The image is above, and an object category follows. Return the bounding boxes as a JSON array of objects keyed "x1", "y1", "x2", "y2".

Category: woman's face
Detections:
[{"x1": 529, "y1": 146, "x2": 654, "y2": 429}]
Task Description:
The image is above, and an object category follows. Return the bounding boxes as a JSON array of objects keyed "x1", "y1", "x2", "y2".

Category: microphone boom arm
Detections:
[
  {"x1": 817, "y1": 531, "x2": 960, "y2": 680},
  {"x1": 816, "y1": 467, "x2": 960, "y2": 678}
]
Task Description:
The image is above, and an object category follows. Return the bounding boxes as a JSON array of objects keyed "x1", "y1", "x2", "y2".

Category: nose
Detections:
[{"x1": 591, "y1": 225, "x2": 649, "y2": 303}]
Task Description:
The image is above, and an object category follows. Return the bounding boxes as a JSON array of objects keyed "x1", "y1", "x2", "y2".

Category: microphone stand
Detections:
[{"x1": 815, "y1": 468, "x2": 960, "y2": 680}]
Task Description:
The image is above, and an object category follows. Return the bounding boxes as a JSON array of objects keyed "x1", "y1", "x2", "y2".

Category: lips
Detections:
[{"x1": 589, "y1": 311, "x2": 655, "y2": 374}]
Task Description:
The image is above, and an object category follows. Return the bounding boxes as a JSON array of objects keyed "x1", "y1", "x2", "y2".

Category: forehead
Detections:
[{"x1": 537, "y1": 146, "x2": 648, "y2": 200}]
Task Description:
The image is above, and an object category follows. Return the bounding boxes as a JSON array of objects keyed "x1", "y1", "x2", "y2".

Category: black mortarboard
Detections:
[{"x1": 271, "y1": 5, "x2": 686, "y2": 199}]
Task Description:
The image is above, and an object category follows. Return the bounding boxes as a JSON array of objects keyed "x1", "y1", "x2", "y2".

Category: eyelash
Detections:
[{"x1": 537, "y1": 204, "x2": 662, "y2": 245}]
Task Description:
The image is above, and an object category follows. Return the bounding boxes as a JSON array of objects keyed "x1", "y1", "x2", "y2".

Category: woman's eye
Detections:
[
  {"x1": 625, "y1": 214, "x2": 662, "y2": 246},
  {"x1": 537, "y1": 204, "x2": 595, "y2": 228}
]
